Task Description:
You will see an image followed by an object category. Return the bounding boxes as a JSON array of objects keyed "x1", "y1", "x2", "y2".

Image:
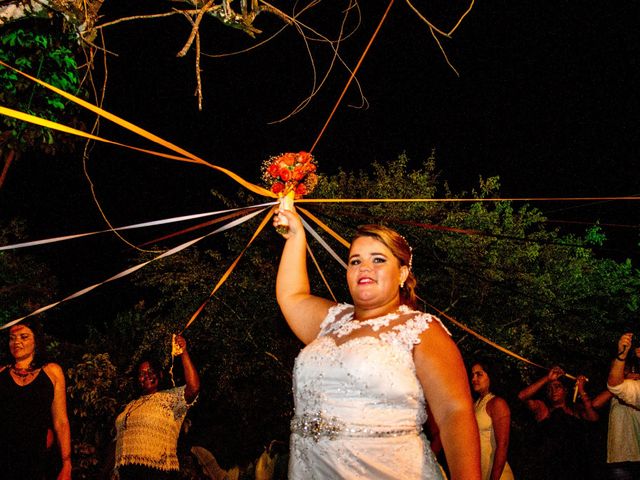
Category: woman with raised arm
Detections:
[
  {"x1": 518, "y1": 366, "x2": 598, "y2": 479},
  {"x1": 0, "y1": 319, "x2": 72, "y2": 480},
  {"x1": 608, "y1": 333, "x2": 640, "y2": 408},
  {"x1": 113, "y1": 335, "x2": 200, "y2": 480},
  {"x1": 275, "y1": 209, "x2": 480, "y2": 480}
]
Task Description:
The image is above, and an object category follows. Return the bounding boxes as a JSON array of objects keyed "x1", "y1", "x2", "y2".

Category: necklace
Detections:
[{"x1": 11, "y1": 365, "x2": 36, "y2": 383}]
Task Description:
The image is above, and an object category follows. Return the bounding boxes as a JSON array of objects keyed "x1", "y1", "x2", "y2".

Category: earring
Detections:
[{"x1": 400, "y1": 281, "x2": 405, "y2": 289}]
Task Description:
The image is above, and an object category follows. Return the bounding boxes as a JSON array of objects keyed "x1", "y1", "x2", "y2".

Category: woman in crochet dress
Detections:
[{"x1": 113, "y1": 335, "x2": 200, "y2": 480}]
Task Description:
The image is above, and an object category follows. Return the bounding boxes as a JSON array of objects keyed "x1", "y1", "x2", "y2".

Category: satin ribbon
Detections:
[
  {"x1": 1, "y1": 208, "x2": 267, "y2": 330},
  {"x1": 0, "y1": 60, "x2": 275, "y2": 198},
  {"x1": 181, "y1": 207, "x2": 275, "y2": 331},
  {"x1": 0, "y1": 203, "x2": 276, "y2": 251}
]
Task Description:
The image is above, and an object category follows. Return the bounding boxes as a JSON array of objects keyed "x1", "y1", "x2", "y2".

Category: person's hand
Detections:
[
  {"x1": 274, "y1": 209, "x2": 303, "y2": 238},
  {"x1": 547, "y1": 366, "x2": 565, "y2": 381},
  {"x1": 173, "y1": 334, "x2": 187, "y2": 355},
  {"x1": 618, "y1": 333, "x2": 633, "y2": 360},
  {"x1": 576, "y1": 375, "x2": 588, "y2": 393}
]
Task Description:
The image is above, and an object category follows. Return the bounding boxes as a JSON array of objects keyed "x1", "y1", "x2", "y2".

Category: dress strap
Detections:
[
  {"x1": 379, "y1": 310, "x2": 451, "y2": 349},
  {"x1": 318, "y1": 303, "x2": 354, "y2": 337},
  {"x1": 474, "y1": 392, "x2": 495, "y2": 411}
]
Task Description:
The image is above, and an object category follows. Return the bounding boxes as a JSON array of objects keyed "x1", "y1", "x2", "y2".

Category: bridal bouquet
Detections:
[{"x1": 262, "y1": 151, "x2": 318, "y2": 233}]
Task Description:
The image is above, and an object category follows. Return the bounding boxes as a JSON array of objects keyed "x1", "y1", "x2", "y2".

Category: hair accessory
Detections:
[{"x1": 398, "y1": 234, "x2": 413, "y2": 269}]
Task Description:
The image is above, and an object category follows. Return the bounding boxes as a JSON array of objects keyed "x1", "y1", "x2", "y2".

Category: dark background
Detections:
[
  {"x1": 0, "y1": 4, "x2": 637, "y2": 474},
  {"x1": 1, "y1": 0, "x2": 639, "y2": 317}
]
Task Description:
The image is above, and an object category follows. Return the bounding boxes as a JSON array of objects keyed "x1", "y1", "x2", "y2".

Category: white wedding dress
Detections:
[{"x1": 289, "y1": 303, "x2": 446, "y2": 479}]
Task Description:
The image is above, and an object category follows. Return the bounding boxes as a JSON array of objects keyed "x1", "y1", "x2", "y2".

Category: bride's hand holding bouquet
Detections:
[{"x1": 262, "y1": 151, "x2": 318, "y2": 235}]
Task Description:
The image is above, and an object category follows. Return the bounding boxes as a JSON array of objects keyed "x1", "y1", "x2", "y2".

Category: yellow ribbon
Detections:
[
  {"x1": 181, "y1": 207, "x2": 276, "y2": 331},
  {"x1": 0, "y1": 60, "x2": 275, "y2": 198},
  {"x1": 297, "y1": 197, "x2": 640, "y2": 204},
  {"x1": 422, "y1": 300, "x2": 578, "y2": 380}
]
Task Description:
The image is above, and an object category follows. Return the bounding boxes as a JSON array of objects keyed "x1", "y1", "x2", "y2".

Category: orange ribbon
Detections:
[{"x1": 0, "y1": 60, "x2": 274, "y2": 198}]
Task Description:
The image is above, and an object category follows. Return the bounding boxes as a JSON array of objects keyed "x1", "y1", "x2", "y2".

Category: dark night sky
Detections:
[
  {"x1": 93, "y1": 1, "x2": 639, "y2": 223},
  {"x1": 2, "y1": 0, "x2": 639, "y2": 321}
]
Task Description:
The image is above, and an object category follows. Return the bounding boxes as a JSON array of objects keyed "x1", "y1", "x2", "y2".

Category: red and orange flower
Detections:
[{"x1": 262, "y1": 151, "x2": 318, "y2": 199}]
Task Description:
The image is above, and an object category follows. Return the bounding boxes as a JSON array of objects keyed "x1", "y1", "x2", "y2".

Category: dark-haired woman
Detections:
[
  {"x1": 113, "y1": 335, "x2": 200, "y2": 480},
  {"x1": 275, "y1": 209, "x2": 480, "y2": 480},
  {"x1": 470, "y1": 361, "x2": 515, "y2": 480},
  {"x1": 0, "y1": 320, "x2": 72, "y2": 480},
  {"x1": 518, "y1": 366, "x2": 598, "y2": 479}
]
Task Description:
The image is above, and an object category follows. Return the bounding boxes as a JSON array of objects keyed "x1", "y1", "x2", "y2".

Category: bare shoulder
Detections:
[
  {"x1": 287, "y1": 297, "x2": 339, "y2": 344},
  {"x1": 526, "y1": 398, "x2": 549, "y2": 421},
  {"x1": 487, "y1": 395, "x2": 511, "y2": 416},
  {"x1": 414, "y1": 315, "x2": 455, "y2": 354},
  {"x1": 413, "y1": 316, "x2": 465, "y2": 380},
  {"x1": 43, "y1": 363, "x2": 65, "y2": 384}
]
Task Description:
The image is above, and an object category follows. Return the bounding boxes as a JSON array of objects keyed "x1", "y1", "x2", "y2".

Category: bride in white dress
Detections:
[{"x1": 275, "y1": 210, "x2": 481, "y2": 480}]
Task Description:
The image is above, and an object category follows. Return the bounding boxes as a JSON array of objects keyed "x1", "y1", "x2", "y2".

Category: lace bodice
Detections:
[
  {"x1": 294, "y1": 303, "x2": 446, "y2": 430},
  {"x1": 289, "y1": 303, "x2": 447, "y2": 479}
]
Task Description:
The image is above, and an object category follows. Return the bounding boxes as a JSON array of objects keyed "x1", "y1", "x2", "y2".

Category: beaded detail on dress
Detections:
[
  {"x1": 290, "y1": 303, "x2": 448, "y2": 479},
  {"x1": 291, "y1": 411, "x2": 423, "y2": 442}
]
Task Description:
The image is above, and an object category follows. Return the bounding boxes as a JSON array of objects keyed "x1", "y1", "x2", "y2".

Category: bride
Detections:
[{"x1": 275, "y1": 209, "x2": 480, "y2": 480}]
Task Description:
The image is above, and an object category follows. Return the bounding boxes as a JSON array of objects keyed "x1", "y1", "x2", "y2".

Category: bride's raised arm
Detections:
[{"x1": 275, "y1": 209, "x2": 336, "y2": 345}]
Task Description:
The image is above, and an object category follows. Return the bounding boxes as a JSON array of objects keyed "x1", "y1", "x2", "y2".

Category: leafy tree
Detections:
[
  {"x1": 0, "y1": 219, "x2": 58, "y2": 327},
  {"x1": 67, "y1": 353, "x2": 120, "y2": 479},
  {"x1": 8, "y1": 153, "x2": 634, "y2": 478},
  {"x1": 0, "y1": 22, "x2": 84, "y2": 188}
]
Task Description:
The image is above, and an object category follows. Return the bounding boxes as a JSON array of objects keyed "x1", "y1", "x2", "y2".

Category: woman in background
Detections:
[
  {"x1": 470, "y1": 360, "x2": 515, "y2": 480},
  {"x1": 114, "y1": 335, "x2": 199, "y2": 480},
  {"x1": 518, "y1": 366, "x2": 598, "y2": 479},
  {"x1": 0, "y1": 319, "x2": 72, "y2": 480}
]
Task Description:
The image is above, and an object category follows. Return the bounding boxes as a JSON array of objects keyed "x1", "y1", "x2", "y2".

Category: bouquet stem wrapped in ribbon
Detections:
[{"x1": 262, "y1": 151, "x2": 318, "y2": 234}]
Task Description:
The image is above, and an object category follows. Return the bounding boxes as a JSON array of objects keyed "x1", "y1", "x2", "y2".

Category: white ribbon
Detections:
[
  {"x1": 300, "y1": 216, "x2": 348, "y2": 269},
  {"x1": 1, "y1": 208, "x2": 267, "y2": 329},
  {"x1": 0, "y1": 202, "x2": 277, "y2": 251}
]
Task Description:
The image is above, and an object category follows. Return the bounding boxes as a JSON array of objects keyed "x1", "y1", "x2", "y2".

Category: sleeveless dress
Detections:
[
  {"x1": 0, "y1": 367, "x2": 54, "y2": 480},
  {"x1": 114, "y1": 385, "x2": 192, "y2": 473},
  {"x1": 474, "y1": 393, "x2": 514, "y2": 480},
  {"x1": 529, "y1": 408, "x2": 590, "y2": 479},
  {"x1": 289, "y1": 303, "x2": 446, "y2": 479}
]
